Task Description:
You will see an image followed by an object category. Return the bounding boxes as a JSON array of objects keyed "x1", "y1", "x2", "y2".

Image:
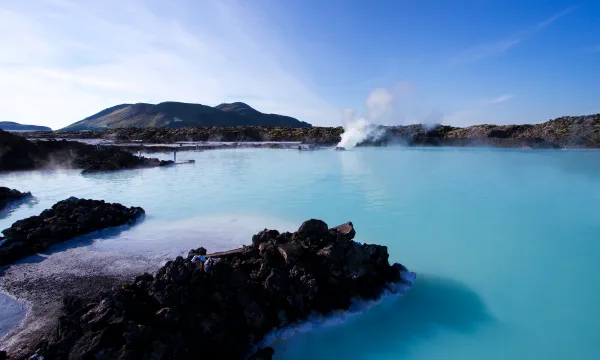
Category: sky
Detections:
[{"x1": 0, "y1": 0, "x2": 599, "y2": 129}]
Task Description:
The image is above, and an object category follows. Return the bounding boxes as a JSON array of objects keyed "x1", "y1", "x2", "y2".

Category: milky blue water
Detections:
[{"x1": 2, "y1": 147, "x2": 600, "y2": 359}]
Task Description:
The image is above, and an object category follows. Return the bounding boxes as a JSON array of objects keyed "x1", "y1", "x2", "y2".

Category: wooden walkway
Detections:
[{"x1": 206, "y1": 247, "x2": 245, "y2": 258}]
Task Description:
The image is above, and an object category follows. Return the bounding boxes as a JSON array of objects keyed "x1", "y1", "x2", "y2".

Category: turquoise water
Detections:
[{"x1": 2, "y1": 147, "x2": 600, "y2": 359}]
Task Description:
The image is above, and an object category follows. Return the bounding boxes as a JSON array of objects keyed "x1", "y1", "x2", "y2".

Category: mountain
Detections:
[
  {"x1": 0, "y1": 122, "x2": 52, "y2": 131},
  {"x1": 61, "y1": 102, "x2": 311, "y2": 131}
]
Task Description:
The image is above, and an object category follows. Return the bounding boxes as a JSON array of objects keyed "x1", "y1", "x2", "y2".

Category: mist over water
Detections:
[{"x1": 2, "y1": 148, "x2": 600, "y2": 359}]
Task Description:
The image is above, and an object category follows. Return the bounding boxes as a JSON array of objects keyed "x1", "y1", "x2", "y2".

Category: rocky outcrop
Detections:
[
  {"x1": 443, "y1": 114, "x2": 600, "y2": 147},
  {"x1": 0, "y1": 129, "x2": 173, "y2": 173},
  {"x1": 72, "y1": 146, "x2": 173, "y2": 174},
  {"x1": 0, "y1": 187, "x2": 32, "y2": 211},
  {"x1": 17, "y1": 220, "x2": 414, "y2": 360},
  {"x1": 25, "y1": 126, "x2": 345, "y2": 145},
  {"x1": 0, "y1": 197, "x2": 144, "y2": 266},
  {"x1": 27, "y1": 113, "x2": 600, "y2": 148}
]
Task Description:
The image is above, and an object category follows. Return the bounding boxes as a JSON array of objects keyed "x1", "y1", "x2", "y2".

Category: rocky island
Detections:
[
  {"x1": 5, "y1": 220, "x2": 415, "y2": 360},
  {"x1": 0, "y1": 188, "x2": 32, "y2": 212},
  {"x1": 0, "y1": 197, "x2": 145, "y2": 266},
  {"x1": 0, "y1": 129, "x2": 173, "y2": 173}
]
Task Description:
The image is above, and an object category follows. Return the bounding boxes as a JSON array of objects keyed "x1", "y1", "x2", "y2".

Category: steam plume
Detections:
[
  {"x1": 337, "y1": 88, "x2": 394, "y2": 149},
  {"x1": 337, "y1": 83, "x2": 444, "y2": 148}
]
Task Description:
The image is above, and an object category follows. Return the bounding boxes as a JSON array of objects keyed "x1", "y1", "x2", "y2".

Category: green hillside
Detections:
[{"x1": 62, "y1": 102, "x2": 311, "y2": 130}]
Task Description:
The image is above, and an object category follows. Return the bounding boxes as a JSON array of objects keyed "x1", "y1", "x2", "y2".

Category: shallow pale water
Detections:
[
  {"x1": 0, "y1": 294, "x2": 25, "y2": 339},
  {"x1": 1, "y1": 147, "x2": 600, "y2": 359}
]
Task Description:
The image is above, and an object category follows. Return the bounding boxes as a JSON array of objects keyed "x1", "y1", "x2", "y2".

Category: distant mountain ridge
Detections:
[
  {"x1": 61, "y1": 101, "x2": 311, "y2": 131},
  {"x1": 0, "y1": 122, "x2": 52, "y2": 131}
]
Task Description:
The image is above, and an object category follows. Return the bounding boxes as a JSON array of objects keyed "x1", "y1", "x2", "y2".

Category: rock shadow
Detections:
[
  {"x1": 0, "y1": 196, "x2": 38, "y2": 220},
  {"x1": 274, "y1": 274, "x2": 494, "y2": 359},
  {"x1": 0, "y1": 217, "x2": 145, "y2": 275}
]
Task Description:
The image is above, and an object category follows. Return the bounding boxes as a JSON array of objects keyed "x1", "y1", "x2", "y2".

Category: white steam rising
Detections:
[
  {"x1": 366, "y1": 88, "x2": 394, "y2": 120},
  {"x1": 338, "y1": 118, "x2": 371, "y2": 149},
  {"x1": 336, "y1": 82, "x2": 445, "y2": 149},
  {"x1": 337, "y1": 87, "x2": 395, "y2": 149}
]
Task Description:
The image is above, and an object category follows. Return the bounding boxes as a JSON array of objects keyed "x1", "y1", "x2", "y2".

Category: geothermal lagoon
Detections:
[{"x1": 1, "y1": 147, "x2": 600, "y2": 359}]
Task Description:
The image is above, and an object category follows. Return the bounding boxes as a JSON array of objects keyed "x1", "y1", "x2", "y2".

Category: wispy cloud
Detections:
[
  {"x1": 452, "y1": 7, "x2": 575, "y2": 63},
  {"x1": 444, "y1": 93, "x2": 515, "y2": 126},
  {"x1": 453, "y1": 38, "x2": 522, "y2": 63},
  {"x1": 485, "y1": 94, "x2": 515, "y2": 105},
  {"x1": 0, "y1": 0, "x2": 338, "y2": 128},
  {"x1": 533, "y1": 7, "x2": 575, "y2": 30}
]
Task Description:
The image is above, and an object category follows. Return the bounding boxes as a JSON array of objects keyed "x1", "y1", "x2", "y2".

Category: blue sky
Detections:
[{"x1": 0, "y1": 0, "x2": 598, "y2": 128}]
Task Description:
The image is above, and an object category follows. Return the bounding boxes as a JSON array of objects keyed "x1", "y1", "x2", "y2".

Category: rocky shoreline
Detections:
[
  {"x1": 0, "y1": 198, "x2": 145, "y2": 267},
  {"x1": 0, "y1": 129, "x2": 173, "y2": 174},
  {"x1": 0, "y1": 188, "x2": 32, "y2": 212},
  {"x1": 5, "y1": 220, "x2": 414, "y2": 360},
  {"x1": 107, "y1": 142, "x2": 297, "y2": 154},
  {"x1": 26, "y1": 126, "x2": 344, "y2": 146},
  {"x1": 23, "y1": 113, "x2": 600, "y2": 148}
]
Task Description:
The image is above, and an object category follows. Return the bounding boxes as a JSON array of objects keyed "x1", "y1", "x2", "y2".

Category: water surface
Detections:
[{"x1": 1, "y1": 147, "x2": 600, "y2": 359}]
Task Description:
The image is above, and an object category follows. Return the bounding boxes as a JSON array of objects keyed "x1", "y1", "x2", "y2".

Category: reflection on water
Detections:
[{"x1": 339, "y1": 150, "x2": 389, "y2": 210}]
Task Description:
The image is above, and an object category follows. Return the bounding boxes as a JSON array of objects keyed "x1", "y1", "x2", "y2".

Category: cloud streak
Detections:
[
  {"x1": 485, "y1": 94, "x2": 515, "y2": 105},
  {"x1": 452, "y1": 7, "x2": 575, "y2": 63},
  {"x1": 444, "y1": 93, "x2": 515, "y2": 126},
  {"x1": 0, "y1": 0, "x2": 338, "y2": 129}
]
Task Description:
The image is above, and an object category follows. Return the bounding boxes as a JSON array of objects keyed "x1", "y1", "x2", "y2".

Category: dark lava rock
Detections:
[
  {"x1": 76, "y1": 147, "x2": 173, "y2": 174},
  {"x1": 24, "y1": 113, "x2": 600, "y2": 148},
  {"x1": 0, "y1": 197, "x2": 145, "y2": 266},
  {"x1": 27, "y1": 126, "x2": 345, "y2": 146},
  {"x1": 297, "y1": 219, "x2": 329, "y2": 239},
  {"x1": 187, "y1": 247, "x2": 207, "y2": 259},
  {"x1": 0, "y1": 129, "x2": 173, "y2": 173},
  {"x1": 16, "y1": 220, "x2": 413, "y2": 360},
  {"x1": 331, "y1": 221, "x2": 356, "y2": 242},
  {"x1": 0, "y1": 187, "x2": 32, "y2": 211},
  {"x1": 248, "y1": 347, "x2": 275, "y2": 360}
]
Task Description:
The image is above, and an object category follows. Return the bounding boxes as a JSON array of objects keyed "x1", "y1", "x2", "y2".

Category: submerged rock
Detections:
[
  {"x1": 15, "y1": 219, "x2": 414, "y2": 360},
  {"x1": 0, "y1": 187, "x2": 32, "y2": 211},
  {"x1": 0, "y1": 198, "x2": 145, "y2": 266}
]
